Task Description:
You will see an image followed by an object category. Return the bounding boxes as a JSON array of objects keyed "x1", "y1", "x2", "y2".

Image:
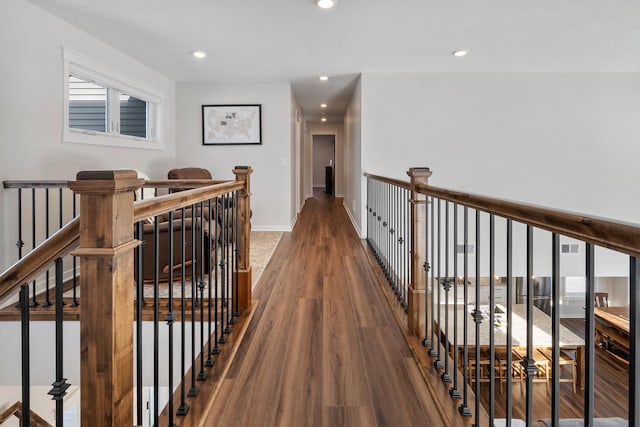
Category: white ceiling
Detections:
[{"x1": 26, "y1": 0, "x2": 640, "y2": 122}]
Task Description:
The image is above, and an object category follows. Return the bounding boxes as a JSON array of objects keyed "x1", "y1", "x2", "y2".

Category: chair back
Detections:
[{"x1": 594, "y1": 292, "x2": 609, "y2": 307}]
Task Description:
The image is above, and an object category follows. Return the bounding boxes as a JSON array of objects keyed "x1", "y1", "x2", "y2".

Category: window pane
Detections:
[
  {"x1": 68, "y1": 75, "x2": 107, "y2": 132},
  {"x1": 120, "y1": 93, "x2": 147, "y2": 138}
]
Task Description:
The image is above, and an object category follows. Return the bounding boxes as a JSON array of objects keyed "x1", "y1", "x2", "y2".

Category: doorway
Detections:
[{"x1": 312, "y1": 135, "x2": 335, "y2": 196}]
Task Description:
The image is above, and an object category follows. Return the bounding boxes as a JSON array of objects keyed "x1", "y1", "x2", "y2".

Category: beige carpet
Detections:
[
  {"x1": 141, "y1": 231, "x2": 282, "y2": 298},
  {"x1": 250, "y1": 231, "x2": 283, "y2": 289}
]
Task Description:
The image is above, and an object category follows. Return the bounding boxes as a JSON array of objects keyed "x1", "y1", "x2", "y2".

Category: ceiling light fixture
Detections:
[
  {"x1": 192, "y1": 51, "x2": 207, "y2": 59},
  {"x1": 321, "y1": 117, "x2": 327, "y2": 122},
  {"x1": 315, "y1": 0, "x2": 337, "y2": 9},
  {"x1": 319, "y1": 75, "x2": 329, "y2": 81},
  {"x1": 452, "y1": 50, "x2": 468, "y2": 57},
  {"x1": 321, "y1": 103, "x2": 327, "y2": 108}
]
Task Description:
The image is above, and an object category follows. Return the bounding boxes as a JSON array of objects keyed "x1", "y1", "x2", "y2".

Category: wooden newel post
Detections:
[
  {"x1": 69, "y1": 170, "x2": 143, "y2": 427},
  {"x1": 233, "y1": 166, "x2": 253, "y2": 313},
  {"x1": 407, "y1": 167, "x2": 432, "y2": 337}
]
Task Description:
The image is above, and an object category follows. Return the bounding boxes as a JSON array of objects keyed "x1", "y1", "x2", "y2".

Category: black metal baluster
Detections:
[
  {"x1": 198, "y1": 202, "x2": 208, "y2": 382},
  {"x1": 489, "y1": 214, "x2": 495, "y2": 427},
  {"x1": 43, "y1": 189, "x2": 51, "y2": 307},
  {"x1": 71, "y1": 195, "x2": 78, "y2": 307},
  {"x1": 20, "y1": 284, "x2": 30, "y2": 427},
  {"x1": 213, "y1": 198, "x2": 221, "y2": 355},
  {"x1": 472, "y1": 210, "x2": 481, "y2": 427},
  {"x1": 190, "y1": 204, "x2": 199, "y2": 397},
  {"x1": 135, "y1": 221, "x2": 144, "y2": 426},
  {"x1": 442, "y1": 201, "x2": 451, "y2": 383},
  {"x1": 630, "y1": 257, "x2": 640, "y2": 426},
  {"x1": 523, "y1": 225, "x2": 535, "y2": 426},
  {"x1": 392, "y1": 185, "x2": 397, "y2": 295},
  {"x1": 17, "y1": 188, "x2": 24, "y2": 259},
  {"x1": 506, "y1": 220, "x2": 513, "y2": 426},
  {"x1": 224, "y1": 195, "x2": 232, "y2": 336},
  {"x1": 229, "y1": 196, "x2": 237, "y2": 325},
  {"x1": 153, "y1": 218, "x2": 160, "y2": 426},
  {"x1": 166, "y1": 211, "x2": 176, "y2": 426},
  {"x1": 178, "y1": 209, "x2": 190, "y2": 416},
  {"x1": 49, "y1": 258, "x2": 70, "y2": 427},
  {"x1": 234, "y1": 191, "x2": 240, "y2": 318},
  {"x1": 584, "y1": 243, "x2": 595, "y2": 426},
  {"x1": 405, "y1": 188, "x2": 410, "y2": 308},
  {"x1": 459, "y1": 207, "x2": 471, "y2": 417},
  {"x1": 219, "y1": 196, "x2": 227, "y2": 346},
  {"x1": 30, "y1": 189, "x2": 37, "y2": 307},
  {"x1": 423, "y1": 194, "x2": 431, "y2": 350},
  {"x1": 434, "y1": 198, "x2": 443, "y2": 370},
  {"x1": 429, "y1": 196, "x2": 437, "y2": 358},
  {"x1": 206, "y1": 199, "x2": 215, "y2": 368},
  {"x1": 551, "y1": 234, "x2": 560, "y2": 427},
  {"x1": 450, "y1": 203, "x2": 460, "y2": 399}
]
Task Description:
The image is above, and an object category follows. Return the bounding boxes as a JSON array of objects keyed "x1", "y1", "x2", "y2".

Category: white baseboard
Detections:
[
  {"x1": 252, "y1": 225, "x2": 293, "y2": 232},
  {"x1": 342, "y1": 200, "x2": 364, "y2": 238}
]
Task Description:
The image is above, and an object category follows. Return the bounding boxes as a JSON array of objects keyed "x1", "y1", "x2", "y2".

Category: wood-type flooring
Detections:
[{"x1": 203, "y1": 190, "x2": 446, "y2": 426}]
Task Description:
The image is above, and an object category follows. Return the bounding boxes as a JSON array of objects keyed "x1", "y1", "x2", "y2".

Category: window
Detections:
[{"x1": 63, "y1": 48, "x2": 163, "y2": 149}]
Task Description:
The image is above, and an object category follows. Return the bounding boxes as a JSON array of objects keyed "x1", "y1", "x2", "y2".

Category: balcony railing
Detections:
[{"x1": 366, "y1": 168, "x2": 637, "y2": 427}]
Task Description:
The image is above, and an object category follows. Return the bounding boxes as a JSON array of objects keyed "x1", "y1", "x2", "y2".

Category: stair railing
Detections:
[{"x1": 0, "y1": 166, "x2": 253, "y2": 426}]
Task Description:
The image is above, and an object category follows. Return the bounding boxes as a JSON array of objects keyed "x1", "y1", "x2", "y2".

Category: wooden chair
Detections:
[
  {"x1": 537, "y1": 347, "x2": 577, "y2": 394},
  {"x1": 465, "y1": 346, "x2": 493, "y2": 386},
  {"x1": 595, "y1": 292, "x2": 609, "y2": 307},
  {"x1": 513, "y1": 348, "x2": 550, "y2": 394},
  {"x1": 495, "y1": 347, "x2": 523, "y2": 393}
]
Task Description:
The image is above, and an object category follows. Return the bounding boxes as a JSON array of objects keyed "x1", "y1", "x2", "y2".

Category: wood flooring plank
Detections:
[
  {"x1": 323, "y1": 277, "x2": 372, "y2": 407},
  {"x1": 343, "y1": 255, "x2": 391, "y2": 328},
  {"x1": 274, "y1": 298, "x2": 323, "y2": 427},
  {"x1": 323, "y1": 406, "x2": 377, "y2": 427},
  {"x1": 358, "y1": 326, "x2": 431, "y2": 427}
]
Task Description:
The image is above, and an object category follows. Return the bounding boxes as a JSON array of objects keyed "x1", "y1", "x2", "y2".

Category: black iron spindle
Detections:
[
  {"x1": 21, "y1": 284, "x2": 31, "y2": 427},
  {"x1": 17, "y1": 188, "x2": 24, "y2": 259},
  {"x1": 190, "y1": 204, "x2": 199, "y2": 397},
  {"x1": 442, "y1": 201, "x2": 451, "y2": 383},
  {"x1": 153, "y1": 217, "x2": 160, "y2": 426},
  {"x1": 49, "y1": 258, "x2": 70, "y2": 427},
  {"x1": 450, "y1": 203, "x2": 460, "y2": 399},
  {"x1": 473, "y1": 210, "x2": 481, "y2": 427},
  {"x1": 198, "y1": 203, "x2": 208, "y2": 382},
  {"x1": 584, "y1": 243, "x2": 595, "y2": 426},
  {"x1": 135, "y1": 221, "x2": 144, "y2": 426},
  {"x1": 219, "y1": 196, "x2": 227, "y2": 346},
  {"x1": 489, "y1": 214, "x2": 495, "y2": 427},
  {"x1": 524, "y1": 225, "x2": 534, "y2": 426},
  {"x1": 30, "y1": 189, "x2": 37, "y2": 307},
  {"x1": 459, "y1": 207, "x2": 471, "y2": 417},
  {"x1": 206, "y1": 199, "x2": 215, "y2": 368},
  {"x1": 429, "y1": 196, "x2": 437, "y2": 358},
  {"x1": 551, "y1": 234, "x2": 560, "y2": 427},
  {"x1": 423, "y1": 194, "x2": 431, "y2": 349},
  {"x1": 234, "y1": 191, "x2": 240, "y2": 318},
  {"x1": 43, "y1": 189, "x2": 51, "y2": 307},
  {"x1": 213, "y1": 198, "x2": 221, "y2": 356},
  {"x1": 71, "y1": 195, "x2": 78, "y2": 307},
  {"x1": 178, "y1": 209, "x2": 190, "y2": 416},
  {"x1": 630, "y1": 257, "x2": 640, "y2": 426},
  {"x1": 434, "y1": 198, "x2": 443, "y2": 370},
  {"x1": 166, "y1": 211, "x2": 176, "y2": 425},
  {"x1": 506, "y1": 219, "x2": 513, "y2": 425}
]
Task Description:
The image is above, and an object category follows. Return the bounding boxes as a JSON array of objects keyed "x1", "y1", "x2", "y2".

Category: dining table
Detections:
[{"x1": 436, "y1": 303, "x2": 586, "y2": 389}]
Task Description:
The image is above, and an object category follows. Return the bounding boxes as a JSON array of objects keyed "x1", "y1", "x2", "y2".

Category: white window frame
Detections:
[{"x1": 62, "y1": 48, "x2": 164, "y2": 150}]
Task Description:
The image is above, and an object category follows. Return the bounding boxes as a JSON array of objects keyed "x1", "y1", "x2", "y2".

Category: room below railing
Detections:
[{"x1": 365, "y1": 168, "x2": 637, "y2": 427}]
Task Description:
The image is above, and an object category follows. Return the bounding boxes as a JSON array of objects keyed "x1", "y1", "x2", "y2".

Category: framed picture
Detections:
[{"x1": 202, "y1": 104, "x2": 262, "y2": 145}]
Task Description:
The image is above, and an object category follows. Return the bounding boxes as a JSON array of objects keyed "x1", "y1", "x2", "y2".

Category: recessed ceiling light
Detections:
[
  {"x1": 192, "y1": 51, "x2": 206, "y2": 59},
  {"x1": 452, "y1": 50, "x2": 468, "y2": 57},
  {"x1": 320, "y1": 103, "x2": 327, "y2": 108},
  {"x1": 315, "y1": 0, "x2": 337, "y2": 9},
  {"x1": 321, "y1": 117, "x2": 327, "y2": 122},
  {"x1": 319, "y1": 75, "x2": 329, "y2": 81}
]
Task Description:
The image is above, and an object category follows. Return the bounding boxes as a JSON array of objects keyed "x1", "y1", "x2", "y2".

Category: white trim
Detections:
[
  {"x1": 252, "y1": 225, "x2": 294, "y2": 232},
  {"x1": 62, "y1": 47, "x2": 165, "y2": 150},
  {"x1": 343, "y1": 199, "x2": 364, "y2": 238}
]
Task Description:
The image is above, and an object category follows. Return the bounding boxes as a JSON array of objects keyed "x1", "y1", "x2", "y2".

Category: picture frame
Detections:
[{"x1": 202, "y1": 104, "x2": 262, "y2": 145}]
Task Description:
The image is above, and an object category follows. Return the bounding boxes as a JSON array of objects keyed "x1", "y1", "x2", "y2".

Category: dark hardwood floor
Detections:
[{"x1": 203, "y1": 190, "x2": 446, "y2": 427}]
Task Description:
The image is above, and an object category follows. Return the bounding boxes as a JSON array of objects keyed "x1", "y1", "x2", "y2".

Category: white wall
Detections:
[
  {"x1": 343, "y1": 77, "x2": 363, "y2": 236},
  {"x1": 359, "y1": 72, "x2": 640, "y2": 275},
  {"x1": 175, "y1": 81, "x2": 294, "y2": 231},
  {"x1": 312, "y1": 136, "x2": 334, "y2": 187},
  {"x1": 0, "y1": 0, "x2": 176, "y2": 271}
]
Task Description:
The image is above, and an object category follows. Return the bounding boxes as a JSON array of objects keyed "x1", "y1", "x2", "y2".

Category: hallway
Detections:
[{"x1": 204, "y1": 190, "x2": 445, "y2": 426}]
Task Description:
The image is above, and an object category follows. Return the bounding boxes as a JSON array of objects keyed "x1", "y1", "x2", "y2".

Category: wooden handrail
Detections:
[
  {"x1": 134, "y1": 180, "x2": 244, "y2": 221},
  {"x1": 0, "y1": 401, "x2": 53, "y2": 426},
  {"x1": 0, "y1": 217, "x2": 79, "y2": 303},
  {"x1": 0, "y1": 180, "x2": 245, "y2": 303},
  {"x1": 416, "y1": 183, "x2": 640, "y2": 258},
  {"x1": 364, "y1": 172, "x2": 411, "y2": 190},
  {"x1": 3, "y1": 180, "x2": 69, "y2": 189}
]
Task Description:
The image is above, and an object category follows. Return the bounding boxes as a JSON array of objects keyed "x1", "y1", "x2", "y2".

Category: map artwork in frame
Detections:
[{"x1": 202, "y1": 104, "x2": 262, "y2": 145}]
